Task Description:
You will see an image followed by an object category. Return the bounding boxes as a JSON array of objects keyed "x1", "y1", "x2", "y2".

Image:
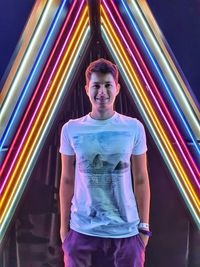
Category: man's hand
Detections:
[
  {"x1": 60, "y1": 155, "x2": 75, "y2": 243},
  {"x1": 139, "y1": 233, "x2": 149, "y2": 247},
  {"x1": 60, "y1": 227, "x2": 69, "y2": 243}
]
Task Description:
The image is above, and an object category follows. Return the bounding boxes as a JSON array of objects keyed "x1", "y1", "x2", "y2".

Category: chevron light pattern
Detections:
[{"x1": 0, "y1": 0, "x2": 199, "y2": 243}]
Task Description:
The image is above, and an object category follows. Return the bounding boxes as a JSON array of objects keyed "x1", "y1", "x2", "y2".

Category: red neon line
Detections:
[
  {"x1": 0, "y1": 0, "x2": 86, "y2": 194},
  {"x1": 102, "y1": 0, "x2": 200, "y2": 186}
]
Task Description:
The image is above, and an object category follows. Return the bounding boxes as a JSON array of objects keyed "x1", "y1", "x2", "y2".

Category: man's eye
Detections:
[
  {"x1": 105, "y1": 84, "x2": 112, "y2": 88},
  {"x1": 93, "y1": 85, "x2": 100, "y2": 89}
]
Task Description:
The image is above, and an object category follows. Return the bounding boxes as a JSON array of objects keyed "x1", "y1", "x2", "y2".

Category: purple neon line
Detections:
[
  {"x1": 0, "y1": 0, "x2": 85, "y2": 195},
  {"x1": 103, "y1": 21, "x2": 200, "y2": 192},
  {"x1": 103, "y1": 0, "x2": 200, "y2": 188},
  {"x1": 0, "y1": 0, "x2": 78, "y2": 187},
  {"x1": 106, "y1": 0, "x2": 200, "y2": 179}
]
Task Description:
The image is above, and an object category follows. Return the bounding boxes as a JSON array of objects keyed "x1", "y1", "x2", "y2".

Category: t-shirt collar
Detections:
[{"x1": 86, "y1": 111, "x2": 118, "y2": 125}]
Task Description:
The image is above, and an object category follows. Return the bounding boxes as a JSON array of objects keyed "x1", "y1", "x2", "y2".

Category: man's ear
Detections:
[
  {"x1": 85, "y1": 85, "x2": 89, "y2": 95},
  {"x1": 116, "y1": 83, "x2": 120, "y2": 95}
]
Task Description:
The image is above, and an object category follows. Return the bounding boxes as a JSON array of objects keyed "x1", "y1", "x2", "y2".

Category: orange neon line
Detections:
[
  {"x1": 137, "y1": 0, "x2": 199, "y2": 121},
  {"x1": 0, "y1": 22, "x2": 89, "y2": 224},
  {"x1": 101, "y1": 16, "x2": 200, "y2": 211},
  {"x1": 101, "y1": 9, "x2": 200, "y2": 212},
  {"x1": 103, "y1": 23, "x2": 200, "y2": 212},
  {"x1": 0, "y1": 12, "x2": 89, "y2": 221}
]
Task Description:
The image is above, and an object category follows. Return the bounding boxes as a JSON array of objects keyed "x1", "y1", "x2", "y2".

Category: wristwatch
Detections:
[
  {"x1": 138, "y1": 222, "x2": 152, "y2": 237},
  {"x1": 138, "y1": 228, "x2": 152, "y2": 237}
]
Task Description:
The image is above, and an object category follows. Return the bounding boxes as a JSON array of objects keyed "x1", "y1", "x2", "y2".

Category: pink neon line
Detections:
[
  {"x1": 107, "y1": 1, "x2": 199, "y2": 176},
  {"x1": 0, "y1": 0, "x2": 78, "y2": 178},
  {"x1": 0, "y1": 0, "x2": 85, "y2": 195},
  {"x1": 103, "y1": 0, "x2": 200, "y2": 187},
  {"x1": 105, "y1": 0, "x2": 200, "y2": 186},
  {"x1": 106, "y1": 0, "x2": 200, "y2": 185}
]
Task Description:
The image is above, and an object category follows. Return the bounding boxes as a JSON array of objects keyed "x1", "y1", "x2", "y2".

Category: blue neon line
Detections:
[
  {"x1": 120, "y1": 0, "x2": 200, "y2": 155},
  {"x1": 0, "y1": 0, "x2": 68, "y2": 151}
]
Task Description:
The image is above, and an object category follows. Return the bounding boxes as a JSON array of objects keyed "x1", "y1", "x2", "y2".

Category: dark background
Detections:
[{"x1": 0, "y1": 0, "x2": 199, "y2": 103}]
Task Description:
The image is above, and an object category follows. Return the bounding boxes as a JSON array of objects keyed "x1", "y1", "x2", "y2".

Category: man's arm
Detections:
[
  {"x1": 131, "y1": 153, "x2": 150, "y2": 245},
  {"x1": 59, "y1": 154, "x2": 75, "y2": 242}
]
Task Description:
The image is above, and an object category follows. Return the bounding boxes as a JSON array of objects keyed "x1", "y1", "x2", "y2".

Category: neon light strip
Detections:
[
  {"x1": 0, "y1": 8, "x2": 88, "y2": 222},
  {"x1": 101, "y1": 8, "x2": 200, "y2": 211},
  {"x1": 0, "y1": 7, "x2": 89, "y2": 219},
  {"x1": 120, "y1": 0, "x2": 200, "y2": 155},
  {"x1": 0, "y1": 0, "x2": 48, "y2": 106},
  {"x1": 100, "y1": 14, "x2": 200, "y2": 226},
  {"x1": 0, "y1": 0, "x2": 54, "y2": 138},
  {"x1": 102, "y1": 1, "x2": 199, "y2": 187},
  {"x1": 136, "y1": 0, "x2": 199, "y2": 119},
  {"x1": 0, "y1": 22, "x2": 89, "y2": 233},
  {"x1": 101, "y1": 13, "x2": 199, "y2": 210},
  {"x1": 101, "y1": 6, "x2": 199, "y2": 204},
  {"x1": 101, "y1": 26, "x2": 200, "y2": 228},
  {"x1": 0, "y1": 0, "x2": 68, "y2": 151},
  {"x1": 0, "y1": 0, "x2": 84, "y2": 191},
  {"x1": 0, "y1": 25, "x2": 90, "y2": 242}
]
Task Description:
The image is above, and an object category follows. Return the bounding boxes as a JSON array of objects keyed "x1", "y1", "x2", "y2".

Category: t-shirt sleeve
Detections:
[
  {"x1": 132, "y1": 120, "x2": 147, "y2": 155},
  {"x1": 59, "y1": 122, "x2": 75, "y2": 155}
]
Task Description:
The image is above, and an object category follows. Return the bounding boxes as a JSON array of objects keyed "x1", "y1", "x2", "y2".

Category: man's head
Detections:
[
  {"x1": 85, "y1": 58, "x2": 119, "y2": 86},
  {"x1": 85, "y1": 58, "x2": 120, "y2": 115}
]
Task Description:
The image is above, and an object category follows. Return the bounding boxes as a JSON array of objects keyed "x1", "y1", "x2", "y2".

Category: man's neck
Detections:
[{"x1": 90, "y1": 109, "x2": 115, "y2": 120}]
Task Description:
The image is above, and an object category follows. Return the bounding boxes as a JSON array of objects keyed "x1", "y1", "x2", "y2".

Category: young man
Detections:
[{"x1": 59, "y1": 58, "x2": 151, "y2": 267}]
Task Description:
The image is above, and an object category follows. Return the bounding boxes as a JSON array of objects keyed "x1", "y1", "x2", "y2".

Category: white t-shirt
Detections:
[{"x1": 59, "y1": 112, "x2": 147, "y2": 238}]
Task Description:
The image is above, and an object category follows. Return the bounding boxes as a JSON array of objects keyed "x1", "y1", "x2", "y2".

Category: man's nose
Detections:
[{"x1": 98, "y1": 86, "x2": 107, "y2": 95}]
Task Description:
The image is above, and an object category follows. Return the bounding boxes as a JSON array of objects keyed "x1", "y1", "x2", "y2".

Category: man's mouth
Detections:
[{"x1": 95, "y1": 97, "x2": 109, "y2": 101}]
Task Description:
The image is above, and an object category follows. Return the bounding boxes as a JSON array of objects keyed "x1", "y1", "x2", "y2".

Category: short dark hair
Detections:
[{"x1": 85, "y1": 58, "x2": 119, "y2": 85}]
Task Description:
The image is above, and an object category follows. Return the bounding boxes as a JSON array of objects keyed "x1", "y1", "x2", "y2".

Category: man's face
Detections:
[{"x1": 85, "y1": 72, "x2": 120, "y2": 111}]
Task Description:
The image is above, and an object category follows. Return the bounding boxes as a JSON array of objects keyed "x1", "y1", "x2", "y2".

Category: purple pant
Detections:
[{"x1": 62, "y1": 229, "x2": 145, "y2": 267}]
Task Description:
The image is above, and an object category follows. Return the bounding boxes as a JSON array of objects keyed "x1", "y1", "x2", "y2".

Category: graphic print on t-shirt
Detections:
[
  {"x1": 72, "y1": 131, "x2": 135, "y2": 222},
  {"x1": 73, "y1": 131, "x2": 132, "y2": 174},
  {"x1": 79, "y1": 153, "x2": 129, "y2": 174}
]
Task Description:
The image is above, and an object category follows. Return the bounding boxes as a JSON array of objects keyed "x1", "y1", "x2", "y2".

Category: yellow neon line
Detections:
[
  {"x1": 101, "y1": 16, "x2": 200, "y2": 211},
  {"x1": 103, "y1": 22, "x2": 200, "y2": 212},
  {"x1": 0, "y1": 18, "x2": 89, "y2": 224},
  {"x1": 0, "y1": 0, "x2": 49, "y2": 104},
  {"x1": 0, "y1": 5, "x2": 88, "y2": 209},
  {"x1": 0, "y1": 10, "x2": 89, "y2": 221},
  {"x1": 0, "y1": 0, "x2": 60, "y2": 138},
  {"x1": 101, "y1": 6, "x2": 195, "y2": 183},
  {"x1": 133, "y1": 0, "x2": 200, "y2": 131},
  {"x1": 136, "y1": 0, "x2": 199, "y2": 120},
  {"x1": 102, "y1": 24, "x2": 200, "y2": 223},
  {"x1": 101, "y1": 8, "x2": 200, "y2": 211},
  {"x1": 102, "y1": 28, "x2": 200, "y2": 214},
  {"x1": 0, "y1": 26, "x2": 91, "y2": 243}
]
